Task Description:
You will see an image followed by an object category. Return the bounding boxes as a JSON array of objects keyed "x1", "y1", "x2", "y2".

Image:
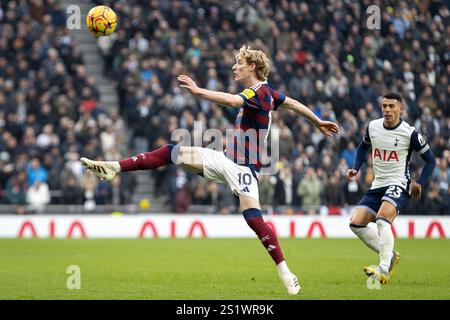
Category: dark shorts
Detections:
[{"x1": 357, "y1": 185, "x2": 409, "y2": 216}]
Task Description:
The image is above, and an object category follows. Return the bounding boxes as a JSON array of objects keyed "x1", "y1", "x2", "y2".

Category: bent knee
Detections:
[
  {"x1": 239, "y1": 194, "x2": 261, "y2": 212},
  {"x1": 178, "y1": 147, "x2": 203, "y2": 167},
  {"x1": 349, "y1": 214, "x2": 366, "y2": 227},
  {"x1": 177, "y1": 146, "x2": 193, "y2": 161},
  {"x1": 349, "y1": 223, "x2": 367, "y2": 234},
  {"x1": 350, "y1": 207, "x2": 376, "y2": 226}
]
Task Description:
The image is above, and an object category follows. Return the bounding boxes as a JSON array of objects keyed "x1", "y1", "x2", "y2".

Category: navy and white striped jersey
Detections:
[{"x1": 225, "y1": 81, "x2": 286, "y2": 172}]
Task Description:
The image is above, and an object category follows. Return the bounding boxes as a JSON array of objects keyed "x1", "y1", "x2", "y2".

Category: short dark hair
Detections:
[{"x1": 383, "y1": 92, "x2": 403, "y2": 103}]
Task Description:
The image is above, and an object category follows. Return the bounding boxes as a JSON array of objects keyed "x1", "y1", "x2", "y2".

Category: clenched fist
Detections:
[{"x1": 346, "y1": 169, "x2": 358, "y2": 180}]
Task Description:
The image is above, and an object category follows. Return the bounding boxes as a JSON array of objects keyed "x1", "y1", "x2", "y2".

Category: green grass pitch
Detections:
[{"x1": 0, "y1": 238, "x2": 449, "y2": 299}]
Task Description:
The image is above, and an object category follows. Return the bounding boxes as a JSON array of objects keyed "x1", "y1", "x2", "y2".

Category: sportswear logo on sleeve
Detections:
[
  {"x1": 418, "y1": 133, "x2": 426, "y2": 146},
  {"x1": 240, "y1": 88, "x2": 255, "y2": 100}
]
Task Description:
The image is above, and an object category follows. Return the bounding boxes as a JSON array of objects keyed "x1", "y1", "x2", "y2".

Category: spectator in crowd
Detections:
[
  {"x1": 342, "y1": 175, "x2": 365, "y2": 207},
  {"x1": 422, "y1": 181, "x2": 443, "y2": 214},
  {"x1": 175, "y1": 184, "x2": 192, "y2": 214},
  {"x1": 26, "y1": 157, "x2": 48, "y2": 186},
  {"x1": 259, "y1": 175, "x2": 275, "y2": 207},
  {"x1": 192, "y1": 180, "x2": 211, "y2": 205},
  {"x1": 5, "y1": 170, "x2": 28, "y2": 214},
  {"x1": 36, "y1": 124, "x2": 60, "y2": 151},
  {"x1": 61, "y1": 174, "x2": 83, "y2": 205},
  {"x1": 274, "y1": 165, "x2": 293, "y2": 206},
  {"x1": 432, "y1": 157, "x2": 450, "y2": 203},
  {"x1": 81, "y1": 172, "x2": 97, "y2": 211},
  {"x1": 322, "y1": 172, "x2": 345, "y2": 207},
  {"x1": 118, "y1": 173, "x2": 137, "y2": 205},
  {"x1": 95, "y1": 180, "x2": 112, "y2": 205},
  {"x1": 297, "y1": 167, "x2": 323, "y2": 214},
  {"x1": 26, "y1": 178, "x2": 50, "y2": 213},
  {"x1": 341, "y1": 141, "x2": 357, "y2": 168}
]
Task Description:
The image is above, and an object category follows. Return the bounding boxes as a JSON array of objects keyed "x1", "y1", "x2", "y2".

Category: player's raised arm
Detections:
[
  {"x1": 177, "y1": 75, "x2": 243, "y2": 108},
  {"x1": 279, "y1": 96, "x2": 339, "y2": 136},
  {"x1": 346, "y1": 125, "x2": 371, "y2": 180}
]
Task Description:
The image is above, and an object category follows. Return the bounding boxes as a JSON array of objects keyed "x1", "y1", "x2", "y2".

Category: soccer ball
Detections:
[{"x1": 86, "y1": 5, "x2": 117, "y2": 37}]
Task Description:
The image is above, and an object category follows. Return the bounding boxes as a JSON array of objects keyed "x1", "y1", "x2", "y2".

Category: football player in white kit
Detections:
[{"x1": 346, "y1": 92, "x2": 436, "y2": 284}]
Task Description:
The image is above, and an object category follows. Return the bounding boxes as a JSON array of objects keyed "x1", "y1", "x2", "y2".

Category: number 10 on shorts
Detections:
[{"x1": 238, "y1": 173, "x2": 252, "y2": 185}]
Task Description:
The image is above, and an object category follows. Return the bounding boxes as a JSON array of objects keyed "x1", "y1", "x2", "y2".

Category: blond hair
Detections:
[{"x1": 235, "y1": 45, "x2": 270, "y2": 81}]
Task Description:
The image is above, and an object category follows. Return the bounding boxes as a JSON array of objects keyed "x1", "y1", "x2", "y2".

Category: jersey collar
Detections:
[
  {"x1": 383, "y1": 118, "x2": 403, "y2": 130},
  {"x1": 250, "y1": 81, "x2": 267, "y2": 90}
]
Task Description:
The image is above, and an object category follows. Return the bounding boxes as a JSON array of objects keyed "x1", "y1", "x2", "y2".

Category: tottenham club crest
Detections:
[{"x1": 394, "y1": 138, "x2": 399, "y2": 147}]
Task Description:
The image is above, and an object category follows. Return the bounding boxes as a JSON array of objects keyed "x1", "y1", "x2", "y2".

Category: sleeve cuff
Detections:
[
  {"x1": 236, "y1": 93, "x2": 247, "y2": 100},
  {"x1": 418, "y1": 145, "x2": 430, "y2": 155}
]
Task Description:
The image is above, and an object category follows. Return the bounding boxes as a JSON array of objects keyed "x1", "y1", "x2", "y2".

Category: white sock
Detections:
[
  {"x1": 277, "y1": 260, "x2": 291, "y2": 275},
  {"x1": 376, "y1": 218, "x2": 394, "y2": 271},
  {"x1": 350, "y1": 224, "x2": 380, "y2": 253}
]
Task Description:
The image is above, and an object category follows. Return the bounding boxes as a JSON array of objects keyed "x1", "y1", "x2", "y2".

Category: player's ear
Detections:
[{"x1": 249, "y1": 63, "x2": 256, "y2": 72}]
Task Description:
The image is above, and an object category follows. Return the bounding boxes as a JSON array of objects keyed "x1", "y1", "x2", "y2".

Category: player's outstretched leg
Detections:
[
  {"x1": 242, "y1": 207, "x2": 300, "y2": 295},
  {"x1": 81, "y1": 144, "x2": 183, "y2": 180}
]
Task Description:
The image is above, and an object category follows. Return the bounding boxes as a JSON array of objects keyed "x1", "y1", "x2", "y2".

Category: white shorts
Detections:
[{"x1": 195, "y1": 147, "x2": 260, "y2": 202}]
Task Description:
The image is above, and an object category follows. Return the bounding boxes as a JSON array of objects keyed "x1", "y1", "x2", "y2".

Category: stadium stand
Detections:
[
  {"x1": 0, "y1": 0, "x2": 448, "y2": 215},
  {"x1": 0, "y1": 0, "x2": 135, "y2": 213}
]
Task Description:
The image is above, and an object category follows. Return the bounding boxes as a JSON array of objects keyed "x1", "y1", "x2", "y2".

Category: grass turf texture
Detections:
[{"x1": 0, "y1": 238, "x2": 449, "y2": 300}]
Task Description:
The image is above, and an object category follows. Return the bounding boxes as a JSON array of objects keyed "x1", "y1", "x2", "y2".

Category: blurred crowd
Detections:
[
  {"x1": 0, "y1": 0, "x2": 136, "y2": 213},
  {"x1": 0, "y1": 0, "x2": 449, "y2": 215}
]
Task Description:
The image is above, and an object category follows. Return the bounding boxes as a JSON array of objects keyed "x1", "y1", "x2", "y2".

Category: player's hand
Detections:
[
  {"x1": 346, "y1": 169, "x2": 358, "y2": 180},
  {"x1": 316, "y1": 120, "x2": 340, "y2": 137},
  {"x1": 410, "y1": 181, "x2": 422, "y2": 200},
  {"x1": 178, "y1": 75, "x2": 200, "y2": 95}
]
